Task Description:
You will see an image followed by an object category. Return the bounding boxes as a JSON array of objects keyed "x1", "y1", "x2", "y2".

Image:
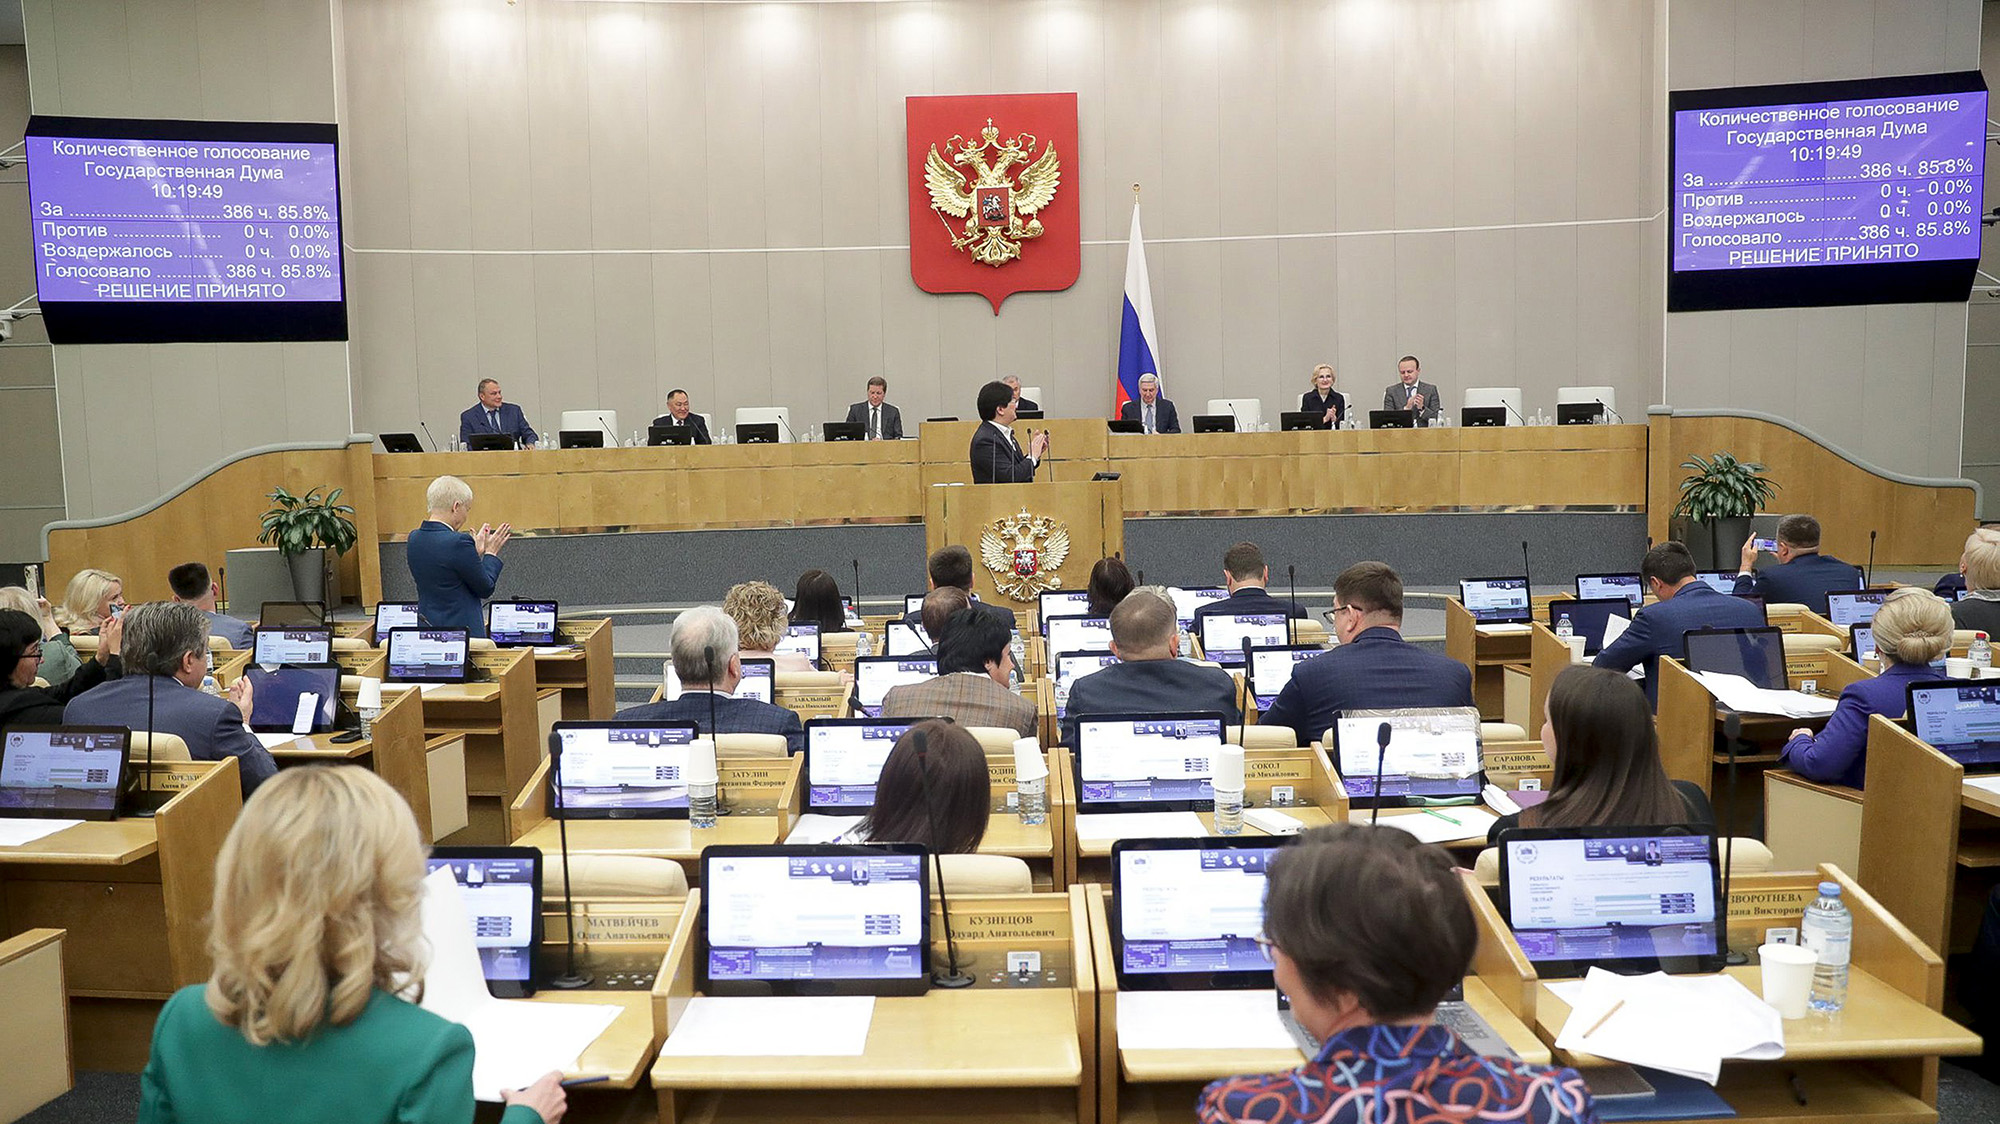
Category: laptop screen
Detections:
[
  {"x1": 854, "y1": 657, "x2": 937, "y2": 716},
  {"x1": 1038, "y1": 590, "x2": 1092, "y2": 633},
  {"x1": 386, "y1": 628, "x2": 470, "y2": 682},
  {"x1": 883, "y1": 621, "x2": 929, "y2": 656},
  {"x1": 1074, "y1": 713, "x2": 1225, "y2": 810},
  {"x1": 1198, "y1": 613, "x2": 1291, "y2": 666},
  {"x1": 424, "y1": 848, "x2": 541, "y2": 995},
  {"x1": 1693, "y1": 572, "x2": 1738, "y2": 595},
  {"x1": 1169, "y1": 587, "x2": 1229, "y2": 630},
  {"x1": 488, "y1": 600, "x2": 559, "y2": 646},
  {"x1": 1852, "y1": 624, "x2": 1876, "y2": 662},
  {"x1": 1826, "y1": 590, "x2": 1891, "y2": 629},
  {"x1": 1332, "y1": 707, "x2": 1484, "y2": 806},
  {"x1": 1054, "y1": 651, "x2": 1119, "y2": 689},
  {"x1": 700, "y1": 845, "x2": 931, "y2": 995},
  {"x1": 245, "y1": 666, "x2": 341, "y2": 734},
  {"x1": 1576, "y1": 573, "x2": 1644, "y2": 607},
  {"x1": 804, "y1": 719, "x2": 922, "y2": 810},
  {"x1": 1247, "y1": 645, "x2": 1319, "y2": 708},
  {"x1": 777, "y1": 623, "x2": 822, "y2": 664},
  {"x1": 1683, "y1": 627, "x2": 1786, "y2": 691},
  {"x1": 665, "y1": 658, "x2": 774, "y2": 704},
  {"x1": 1909, "y1": 681, "x2": 2000, "y2": 767},
  {"x1": 0, "y1": 726, "x2": 128, "y2": 818},
  {"x1": 1499, "y1": 829, "x2": 1724, "y2": 977},
  {"x1": 1111, "y1": 838, "x2": 1282, "y2": 989},
  {"x1": 550, "y1": 721, "x2": 700, "y2": 816},
  {"x1": 1046, "y1": 615, "x2": 1113, "y2": 655},
  {"x1": 903, "y1": 594, "x2": 927, "y2": 615},
  {"x1": 375, "y1": 602, "x2": 419, "y2": 637},
  {"x1": 253, "y1": 627, "x2": 331, "y2": 667},
  {"x1": 1546, "y1": 598, "x2": 1633, "y2": 657},
  {"x1": 1460, "y1": 578, "x2": 1531, "y2": 624}
]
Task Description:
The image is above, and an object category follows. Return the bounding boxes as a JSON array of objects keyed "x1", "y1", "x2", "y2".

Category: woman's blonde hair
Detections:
[
  {"x1": 1310, "y1": 363, "x2": 1336, "y2": 384},
  {"x1": 205, "y1": 766, "x2": 428, "y2": 1045},
  {"x1": 0, "y1": 586, "x2": 36, "y2": 616},
  {"x1": 55, "y1": 568, "x2": 120, "y2": 631},
  {"x1": 1966, "y1": 528, "x2": 2000, "y2": 592},
  {"x1": 1871, "y1": 587, "x2": 1953, "y2": 668},
  {"x1": 722, "y1": 580, "x2": 788, "y2": 651}
]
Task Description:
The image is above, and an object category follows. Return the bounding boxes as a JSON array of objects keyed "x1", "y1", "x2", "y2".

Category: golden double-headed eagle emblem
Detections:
[
  {"x1": 980, "y1": 510, "x2": 1072, "y2": 602},
  {"x1": 924, "y1": 119, "x2": 1062, "y2": 268}
]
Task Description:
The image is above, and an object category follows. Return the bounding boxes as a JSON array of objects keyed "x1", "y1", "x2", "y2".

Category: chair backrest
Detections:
[
  {"x1": 130, "y1": 732, "x2": 192, "y2": 761},
  {"x1": 67, "y1": 635, "x2": 98, "y2": 655},
  {"x1": 935, "y1": 853, "x2": 1033, "y2": 894},
  {"x1": 1781, "y1": 632, "x2": 1845, "y2": 654},
  {"x1": 1462, "y1": 386, "x2": 1524, "y2": 423},
  {"x1": 734, "y1": 407, "x2": 793, "y2": 441},
  {"x1": 544, "y1": 853, "x2": 689, "y2": 897},
  {"x1": 1474, "y1": 837, "x2": 1771, "y2": 884},
  {"x1": 207, "y1": 635, "x2": 235, "y2": 652},
  {"x1": 1226, "y1": 724, "x2": 1298, "y2": 748},
  {"x1": 1480, "y1": 721, "x2": 1529, "y2": 742},
  {"x1": 1291, "y1": 619, "x2": 1329, "y2": 647},
  {"x1": 1555, "y1": 386, "x2": 1617, "y2": 416},
  {"x1": 468, "y1": 637, "x2": 498, "y2": 651},
  {"x1": 714, "y1": 733, "x2": 789, "y2": 759},
  {"x1": 331, "y1": 637, "x2": 370, "y2": 652},
  {"x1": 964, "y1": 726, "x2": 1022, "y2": 754},
  {"x1": 1205, "y1": 398, "x2": 1263, "y2": 430},
  {"x1": 1019, "y1": 385, "x2": 1044, "y2": 406},
  {"x1": 559, "y1": 409, "x2": 620, "y2": 438}
]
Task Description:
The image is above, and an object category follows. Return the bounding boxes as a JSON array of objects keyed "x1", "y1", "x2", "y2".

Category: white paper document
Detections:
[
  {"x1": 1969, "y1": 777, "x2": 2000, "y2": 797},
  {"x1": 783, "y1": 813, "x2": 866, "y2": 845},
  {"x1": 413, "y1": 868, "x2": 621, "y2": 1100},
  {"x1": 1553, "y1": 968, "x2": 1783, "y2": 1084},
  {"x1": 1475, "y1": 623, "x2": 1533, "y2": 636},
  {"x1": 253, "y1": 732, "x2": 316, "y2": 750},
  {"x1": 0, "y1": 818, "x2": 82, "y2": 847},
  {"x1": 1692, "y1": 671, "x2": 1839, "y2": 719},
  {"x1": 1601, "y1": 614, "x2": 1631, "y2": 647},
  {"x1": 532, "y1": 647, "x2": 575, "y2": 656},
  {"x1": 657, "y1": 995, "x2": 876, "y2": 1057},
  {"x1": 1375, "y1": 806, "x2": 1499, "y2": 844},
  {"x1": 1116, "y1": 989, "x2": 1298, "y2": 1051},
  {"x1": 1074, "y1": 811, "x2": 1209, "y2": 843}
]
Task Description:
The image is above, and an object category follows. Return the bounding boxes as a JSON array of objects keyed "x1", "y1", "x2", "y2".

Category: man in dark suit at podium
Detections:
[
  {"x1": 651, "y1": 389, "x2": 712, "y2": 444},
  {"x1": 1732, "y1": 514, "x2": 1863, "y2": 615},
  {"x1": 970, "y1": 381, "x2": 1047, "y2": 483},
  {"x1": 844, "y1": 377, "x2": 903, "y2": 440},
  {"x1": 1117, "y1": 374, "x2": 1181, "y2": 434},
  {"x1": 1381, "y1": 355, "x2": 1441, "y2": 427},
  {"x1": 458, "y1": 379, "x2": 539, "y2": 447}
]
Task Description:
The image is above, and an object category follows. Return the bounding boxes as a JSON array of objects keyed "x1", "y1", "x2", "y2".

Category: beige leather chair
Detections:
[
  {"x1": 1226, "y1": 725, "x2": 1298, "y2": 748},
  {"x1": 67, "y1": 635, "x2": 98, "y2": 655},
  {"x1": 208, "y1": 635, "x2": 235, "y2": 652},
  {"x1": 934, "y1": 853, "x2": 1033, "y2": 894},
  {"x1": 130, "y1": 732, "x2": 193, "y2": 761},
  {"x1": 543, "y1": 854, "x2": 690, "y2": 897},
  {"x1": 1782, "y1": 633, "x2": 1844, "y2": 655},
  {"x1": 965, "y1": 726, "x2": 1024, "y2": 754},
  {"x1": 714, "y1": 733, "x2": 789, "y2": 759},
  {"x1": 331, "y1": 637, "x2": 371, "y2": 652},
  {"x1": 1481, "y1": 722, "x2": 1529, "y2": 742},
  {"x1": 1472, "y1": 837, "x2": 1772, "y2": 885},
  {"x1": 1291, "y1": 619, "x2": 1330, "y2": 647},
  {"x1": 468, "y1": 638, "x2": 498, "y2": 651}
]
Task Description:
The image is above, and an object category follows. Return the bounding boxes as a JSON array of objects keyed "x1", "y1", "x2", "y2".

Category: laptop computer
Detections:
[
  {"x1": 1038, "y1": 590, "x2": 1092, "y2": 634},
  {"x1": 1546, "y1": 598, "x2": 1633, "y2": 657},
  {"x1": 664, "y1": 656, "x2": 775, "y2": 704},
  {"x1": 259, "y1": 600, "x2": 327, "y2": 628},
  {"x1": 385, "y1": 627, "x2": 471, "y2": 684},
  {"x1": 1198, "y1": 612, "x2": 1293, "y2": 666},
  {"x1": 1332, "y1": 707, "x2": 1484, "y2": 808},
  {"x1": 245, "y1": 666, "x2": 342, "y2": 734},
  {"x1": 548, "y1": 720, "x2": 701, "y2": 818},
  {"x1": 1073, "y1": 712, "x2": 1226, "y2": 812},
  {"x1": 557, "y1": 430, "x2": 605, "y2": 449},
  {"x1": 778, "y1": 623, "x2": 822, "y2": 666},
  {"x1": 1109, "y1": 836, "x2": 1284, "y2": 991},
  {"x1": 466, "y1": 434, "x2": 516, "y2": 451},
  {"x1": 1460, "y1": 406, "x2": 1506, "y2": 428},
  {"x1": 853, "y1": 656, "x2": 938, "y2": 718},
  {"x1": 1692, "y1": 571, "x2": 1738, "y2": 595},
  {"x1": 1281, "y1": 411, "x2": 1332, "y2": 431},
  {"x1": 1576, "y1": 572, "x2": 1644, "y2": 608},
  {"x1": 252, "y1": 626, "x2": 332, "y2": 667},
  {"x1": 699, "y1": 843, "x2": 933, "y2": 996},
  {"x1": 1459, "y1": 577, "x2": 1532, "y2": 624},
  {"x1": 1734, "y1": 592, "x2": 1770, "y2": 624},
  {"x1": 903, "y1": 594, "x2": 929, "y2": 616},
  {"x1": 1192, "y1": 415, "x2": 1235, "y2": 434},
  {"x1": 1826, "y1": 589, "x2": 1894, "y2": 629},
  {"x1": 487, "y1": 600, "x2": 559, "y2": 647},
  {"x1": 1683, "y1": 626, "x2": 1785, "y2": 692},
  {"x1": 374, "y1": 601, "x2": 420, "y2": 639},
  {"x1": 0, "y1": 726, "x2": 130, "y2": 820},
  {"x1": 1246, "y1": 645, "x2": 1320, "y2": 711},
  {"x1": 802, "y1": 717, "x2": 924, "y2": 811},
  {"x1": 648, "y1": 425, "x2": 695, "y2": 446},
  {"x1": 380, "y1": 432, "x2": 425, "y2": 453},
  {"x1": 1907, "y1": 681, "x2": 2000, "y2": 770},
  {"x1": 1053, "y1": 651, "x2": 1120, "y2": 717},
  {"x1": 425, "y1": 846, "x2": 543, "y2": 997},
  {"x1": 1045, "y1": 614, "x2": 1114, "y2": 655},
  {"x1": 1169, "y1": 587, "x2": 1229, "y2": 631},
  {"x1": 884, "y1": 621, "x2": 929, "y2": 656},
  {"x1": 1496, "y1": 825, "x2": 1726, "y2": 978}
]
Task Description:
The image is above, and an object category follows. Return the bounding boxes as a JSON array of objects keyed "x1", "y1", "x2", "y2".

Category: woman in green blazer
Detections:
[{"x1": 139, "y1": 766, "x2": 566, "y2": 1124}]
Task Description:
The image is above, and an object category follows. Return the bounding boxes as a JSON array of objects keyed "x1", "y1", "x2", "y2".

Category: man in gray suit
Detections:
[
  {"x1": 844, "y1": 377, "x2": 904, "y2": 441},
  {"x1": 1381, "y1": 354, "x2": 1441, "y2": 426},
  {"x1": 1063, "y1": 588, "x2": 1241, "y2": 747},
  {"x1": 63, "y1": 602, "x2": 276, "y2": 796}
]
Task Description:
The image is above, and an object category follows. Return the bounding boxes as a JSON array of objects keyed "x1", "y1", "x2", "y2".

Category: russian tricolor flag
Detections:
[{"x1": 1114, "y1": 202, "x2": 1160, "y2": 414}]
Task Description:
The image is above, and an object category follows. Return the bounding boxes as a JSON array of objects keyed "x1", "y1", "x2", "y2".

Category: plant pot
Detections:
[
  {"x1": 1672, "y1": 515, "x2": 1753, "y2": 571},
  {"x1": 284, "y1": 548, "x2": 327, "y2": 604}
]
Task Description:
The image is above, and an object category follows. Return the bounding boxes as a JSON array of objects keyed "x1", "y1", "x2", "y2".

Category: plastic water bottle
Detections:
[
  {"x1": 1972, "y1": 632, "x2": 1993, "y2": 672},
  {"x1": 1553, "y1": 614, "x2": 1575, "y2": 643},
  {"x1": 854, "y1": 631, "x2": 874, "y2": 659},
  {"x1": 1801, "y1": 881, "x2": 1852, "y2": 1013},
  {"x1": 200, "y1": 652, "x2": 222, "y2": 697},
  {"x1": 1214, "y1": 746, "x2": 1245, "y2": 836},
  {"x1": 1008, "y1": 633, "x2": 1027, "y2": 687},
  {"x1": 1014, "y1": 739, "x2": 1048, "y2": 826},
  {"x1": 687, "y1": 737, "x2": 719, "y2": 829}
]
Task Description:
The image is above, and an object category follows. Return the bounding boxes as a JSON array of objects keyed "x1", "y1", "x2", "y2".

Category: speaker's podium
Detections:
[{"x1": 925, "y1": 480, "x2": 1125, "y2": 613}]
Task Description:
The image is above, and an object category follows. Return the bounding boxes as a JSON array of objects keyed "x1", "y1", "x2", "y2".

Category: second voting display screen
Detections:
[{"x1": 703, "y1": 851, "x2": 928, "y2": 989}]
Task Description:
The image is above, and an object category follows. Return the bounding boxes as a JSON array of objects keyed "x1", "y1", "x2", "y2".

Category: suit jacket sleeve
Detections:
[
  {"x1": 782, "y1": 711, "x2": 805, "y2": 755},
  {"x1": 1422, "y1": 384, "x2": 1441, "y2": 420},
  {"x1": 1732, "y1": 571, "x2": 1768, "y2": 599},
  {"x1": 513, "y1": 405, "x2": 538, "y2": 446},
  {"x1": 845, "y1": 402, "x2": 866, "y2": 425},
  {"x1": 1779, "y1": 686, "x2": 1873, "y2": 785},
  {"x1": 442, "y1": 533, "x2": 502, "y2": 602},
  {"x1": 1118, "y1": 401, "x2": 1138, "y2": 423},
  {"x1": 693, "y1": 416, "x2": 712, "y2": 445},
  {"x1": 1591, "y1": 610, "x2": 1655, "y2": 673},
  {"x1": 885, "y1": 405, "x2": 903, "y2": 440},
  {"x1": 1383, "y1": 386, "x2": 1400, "y2": 412},
  {"x1": 458, "y1": 406, "x2": 478, "y2": 443},
  {"x1": 212, "y1": 706, "x2": 279, "y2": 792},
  {"x1": 1160, "y1": 400, "x2": 1181, "y2": 433}
]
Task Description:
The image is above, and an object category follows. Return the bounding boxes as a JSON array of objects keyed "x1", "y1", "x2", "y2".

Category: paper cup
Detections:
[
  {"x1": 1759, "y1": 943, "x2": 1818, "y2": 1019},
  {"x1": 1947, "y1": 657, "x2": 1976, "y2": 679},
  {"x1": 356, "y1": 676, "x2": 383, "y2": 710},
  {"x1": 1566, "y1": 636, "x2": 1588, "y2": 664}
]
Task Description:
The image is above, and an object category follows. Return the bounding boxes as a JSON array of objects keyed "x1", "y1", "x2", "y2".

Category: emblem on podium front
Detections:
[{"x1": 980, "y1": 509, "x2": 1072, "y2": 602}]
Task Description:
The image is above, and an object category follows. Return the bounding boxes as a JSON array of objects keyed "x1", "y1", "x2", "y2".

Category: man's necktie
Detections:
[
  {"x1": 1145, "y1": 404, "x2": 1155, "y2": 434},
  {"x1": 870, "y1": 406, "x2": 880, "y2": 440},
  {"x1": 488, "y1": 409, "x2": 499, "y2": 430}
]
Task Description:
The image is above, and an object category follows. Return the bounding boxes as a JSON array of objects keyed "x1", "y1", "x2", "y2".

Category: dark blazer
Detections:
[
  {"x1": 1382, "y1": 380, "x2": 1442, "y2": 423},
  {"x1": 1487, "y1": 780, "x2": 1715, "y2": 843},
  {"x1": 844, "y1": 401, "x2": 904, "y2": 441},
  {"x1": 1954, "y1": 595, "x2": 2000, "y2": 638},
  {"x1": 64, "y1": 674, "x2": 277, "y2": 796},
  {"x1": 618, "y1": 691, "x2": 805, "y2": 755},
  {"x1": 648, "y1": 414, "x2": 712, "y2": 444},
  {"x1": 1732, "y1": 552, "x2": 1863, "y2": 615},
  {"x1": 1300, "y1": 389, "x2": 1346, "y2": 426},
  {"x1": 1259, "y1": 626, "x2": 1474, "y2": 743},
  {"x1": 457, "y1": 401, "x2": 538, "y2": 446},
  {"x1": 1062, "y1": 659, "x2": 1241, "y2": 747},
  {"x1": 1118, "y1": 397, "x2": 1182, "y2": 434},
  {"x1": 970, "y1": 422, "x2": 1037, "y2": 484},
  {"x1": 0, "y1": 656, "x2": 116, "y2": 737},
  {"x1": 1016, "y1": 396, "x2": 1041, "y2": 413},
  {"x1": 1592, "y1": 581, "x2": 1768, "y2": 707},
  {"x1": 406, "y1": 520, "x2": 503, "y2": 637},
  {"x1": 881, "y1": 672, "x2": 1037, "y2": 738},
  {"x1": 1780, "y1": 660, "x2": 1936, "y2": 789},
  {"x1": 1193, "y1": 586, "x2": 1310, "y2": 622}
]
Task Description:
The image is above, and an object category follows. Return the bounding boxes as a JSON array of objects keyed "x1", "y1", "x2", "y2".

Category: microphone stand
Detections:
[
  {"x1": 1370, "y1": 721, "x2": 1391, "y2": 826},
  {"x1": 916, "y1": 741, "x2": 973, "y2": 988},
  {"x1": 1866, "y1": 531, "x2": 1877, "y2": 587},
  {"x1": 1287, "y1": 564, "x2": 1299, "y2": 646},
  {"x1": 133, "y1": 668, "x2": 162, "y2": 817},
  {"x1": 599, "y1": 417, "x2": 620, "y2": 448},
  {"x1": 419, "y1": 421, "x2": 441, "y2": 451},
  {"x1": 1504, "y1": 399, "x2": 1527, "y2": 427},
  {"x1": 1719, "y1": 713, "x2": 1747, "y2": 966},
  {"x1": 1595, "y1": 398, "x2": 1624, "y2": 424},
  {"x1": 546, "y1": 730, "x2": 592, "y2": 988},
  {"x1": 705, "y1": 648, "x2": 730, "y2": 816}
]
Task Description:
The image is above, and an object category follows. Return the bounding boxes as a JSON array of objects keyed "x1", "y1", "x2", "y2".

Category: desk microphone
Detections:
[
  {"x1": 777, "y1": 413, "x2": 802, "y2": 445},
  {"x1": 546, "y1": 729, "x2": 592, "y2": 988},
  {"x1": 418, "y1": 421, "x2": 441, "y2": 452},
  {"x1": 1866, "y1": 531, "x2": 1877, "y2": 587},
  {"x1": 1287, "y1": 564, "x2": 1299, "y2": 646},
  {"x1": 915, "y1": 733, "x2": 974, "y2": 988},
  {"x1": 132, "y1": 669, "x2": 163, "y2": 818},
  {"x1": 851, "y1": 558, "x2": 862, "y2": 617},
  {"x1": 1595, "y1": 398, "x2": 1624, "y2": 424},
  {"x1": 1503, "y1": 399, "x2": 1527, "y2": 426},
  {"x1": 1521, "y1": 540, "x2": 1534, "y2": 602},
  {"x1": 1370, "y1": 721, "x2": 1391, "y2": 827},
  {"x1": 598, "y1": 416, "x2": 620, "y2": 448},
  {"x1": 702, "y1": 646, "x2": 735, "y2": 817},
  {"x1": 1226, "y1": 402, "x2": 1244, "y2": 433},
  {"x1": 1719, "y1": 713, "x2": 1747, "y2": 967}
]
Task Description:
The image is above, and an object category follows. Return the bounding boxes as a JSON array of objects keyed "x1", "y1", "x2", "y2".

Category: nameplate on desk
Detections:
[
  {"x1": 134, "y1": 770, "x2": 203, "y2": 793},
  {"x1": 1483, "y1": 749, "x2": 1554, "y2": 774},
  {"x1": 942, "y1": 911, "x2": 1067, "y2": 943},
  {"x1": 556, "y1": 907, "x2": 681, "y2": 941},
  {"x1": 1245, "y1": 757, "x2": 1314, "y2": 781},
  {"x1": 1728, "y1": 886, "x2": 1816, "y2": 921}
]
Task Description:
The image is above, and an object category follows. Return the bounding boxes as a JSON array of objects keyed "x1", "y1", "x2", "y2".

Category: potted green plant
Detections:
[
  {"x1": 257, "y1": 487, "x2": 359, "y2": 604},
  {"x1": 1671, "y1": 453, "x2": 1780, "y2": 570}
]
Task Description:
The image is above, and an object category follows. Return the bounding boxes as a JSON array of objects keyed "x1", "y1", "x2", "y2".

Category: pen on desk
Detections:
[
  {"x1": 1787, "y1": 1071, "x2": 1807, "y2": 1106},
  {"x1": 1581, "y1": 999, "x2": 1625, "y2": 1038},
  {"x1": 561, "y1": 1076, "x2": 610, "y2": 1088},
  {"x1": 1421, "y1": 809, "x2": 1462, "y2": 827}
]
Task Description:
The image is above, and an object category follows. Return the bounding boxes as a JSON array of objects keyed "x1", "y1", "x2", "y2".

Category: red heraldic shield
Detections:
[{"x1": 907, "y1": 93, "x2": 1081, "y2": 313}]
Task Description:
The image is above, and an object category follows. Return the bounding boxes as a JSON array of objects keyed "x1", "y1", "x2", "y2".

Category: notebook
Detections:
[
  {"x1": 1496, "y1": 826, "x2": 1725, "y2": 978},
  {"x1": 1459, "y1": 577, "x2": 1531, "y2": 624},
  {"x1": 0, "y1": 726, "x2": 130, "y2": 820},
  {"x1": 1682, "y1": 626, "x2": 1785, "y2": 692},
  {"x1": 252, "y1": 626, "x2": 332, "y2": 667},
  {"x1": 374, "y1": 601, "x2": 419, "y2": 638},
  {"x1": 1197, "y1": 612, "x2": 1292, "y2": 666},
  {"x1": 1546, "y1": 598, "x2": 1634, "y2": 657},
  {"x1": 1073, "y1": 712, "x2": 1226, "y2": 812},
  {"x1": 665, "y1": 657, "x2": 775, "y2": 704},
  {"x1": 1907, "y1": 680, "x2": 2000, "y2": 770},
  {"x1": 1576, "y1": 573, "x2": 1645, "y2": 608},
  {"x1": 1246, "y1": 645, "x2": 1320, "y2": 710},
  {"x1": 1825, "y1": 589, "x2": 1893, "y2": 629},
  {"x1": 1332, "y1": 707, "x2": 1484, "y2": 808},
  {"x1": 425, "y1": 847, "x2": 542, "y2": 997},
  {"x1": 1110, "y1": 837, "x2": 1285, "y2": 990},
  {"x1": 699, "y1": 843, "x2": 932, "y2": 996},
  {"x1": 549, "y1": 720, "x2": 701, "y2": 818},
  {"x1": 802, "y1": 718, "x2": 923, "y2": 812},
  {"x1": 852, "y1": 656, "x2": 938, "y2": 718},
  {"x1": 487, "y1": 600, "x2": 559, "y2": 647},
  {"x1": 1038, "y1": 590, "x2": 1092, "y2": 634},
  {"x1": 245, "y1": 666, "x2": 341, "y2": 734},
  {"x1": 385, "y1": 627, "x2": 471, "y2": 683},
  {"x1": 1045, "y1": 614, "x2": 1114, "y2": 655}
]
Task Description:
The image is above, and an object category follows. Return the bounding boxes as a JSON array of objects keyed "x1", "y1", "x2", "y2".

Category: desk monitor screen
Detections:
[
  {"x1": 822, "y1": 421, "x2": 864, "y2": 442},
  {"x1": 903, "y1": 594, "x2": 927, "y2": 615},
  {"x1": 1110, "y1": 836, "x2": 1285, "y2": 991},
  {"x1": 1045, "y1": 614, "x2": 1113, "y2": 656},
  {"x1": 1497, "y1": 826, "x2": 1724, "y2": 978},
  {"x1": 1038, "y1": 590, "x2": 1092, "y2": 634},
  {"x1": 385, "y1": 627, "x2": 470, "y2": 683},
  {"x1": 375, "y1": 601, "x2": 419, "y2": 638},
  {"x1": 884, "y1": 621, "x2": 928, "y2": 656},
  {"x1": 853, "y1": 656, "x2": 937, "y2": 718},
  {"x1": 665, "y1": 657, "x2": 774, "y2": 705},
  {"x1": 1555, "y1": 402, "x2": 1604, "y2": 426},
  {"x1": 549, "y1": 720, "x2": 700, "y2": 818},
  {"x1": 0, "y1": 726, "x2": 129, "y2": 820},
  {"x1": 1576, "y1": 573, "x2": 1644, "y2": 608},
  {"x1": 1460, "y1": 407, "x2": 1506, "y2": 428},
  {"x1": 1191, "y1": 415, "x2": 1235, "y2": 434},
  {"x1": 737, "y1": 423, "x2": 780, "y2": 444},
  {"x1": 425, "y1": 846, "x2": 542, "y2": 997},
  {"x1": 1460, "y1": 577, "x2": 1532, "y2": 624},
  {"x1": 1282, "y1": 411, "x2": 1333, "y2": 431},
  {"x1": 1247, "y1": 645, "x2": 1320, "y2": 710},
  {"x1": 1073, "y1": 712, "x2": 1226, "y2": 812},
  {"x1": 1168, "y1": 587, "x2": 1229, "y2": 630},
  {"x1": 1546, "y1": 598, "x2": 1634, "y2": 658},
  {"x1": 1826, "y1": 589, "x2": 1894, "y2": 629},
  {"x1": 1054, "y1": 651, "x2": 1119, "y2": 690},
  {"x1": 777, "y1": 623, "x2": 822, "y2": 665},
  {"x1": 1733, "y1": 593, "x2": 1770, "y2": 625},
  {"x1": 647, "y1": 425, "x2": 694, "y2": 447},
  {"x1": 245, "y1": 666, "x2": 340, "y2": 734},
  {"x1": 1908, "y1": 681, "x2": 2000, "y2": 768},
  {"x1": 253, "y1": 626, "x2": 331, "y2": 667},
  {"x1": 1332, "y1": 707, "x2": 1484, "y2": 807},
  {"x1": 487, "y1": 600, "x2": 558, "y2": 647},
  {"x1": 380, "y1": 433, "x2": 424, "y2": 453},
  {"x1": 1683, "y1": 626, "x2": 1785, "y2": 692},
  {"x1": 1198, "y1": 613, "x2": 1291, "y2": 666},
  {"x1": 1851, "y1": 624, "x2": 1877, "y2": 663},
  {"x1": 1693, "y1": 572, "x2": 1738, "y2": 595},
  {"x1": 259, "y1": 600, "x2": 326, "y2": 627},
  {"x1": 465, "y1": 434, "x2": 515, "y2": 451},
  {"x1": 1369, "y1": 410, "x2": 1416, "y2": 430},
  {"x1": 803, "y1": 718, "x2": 921, "y2": 812},
  {"x1": 699, "y1": 844, "x2": 932, "y2": 996},
  {"x1": 556, "y1": 430, "x2": 603, "y2": 449}
]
